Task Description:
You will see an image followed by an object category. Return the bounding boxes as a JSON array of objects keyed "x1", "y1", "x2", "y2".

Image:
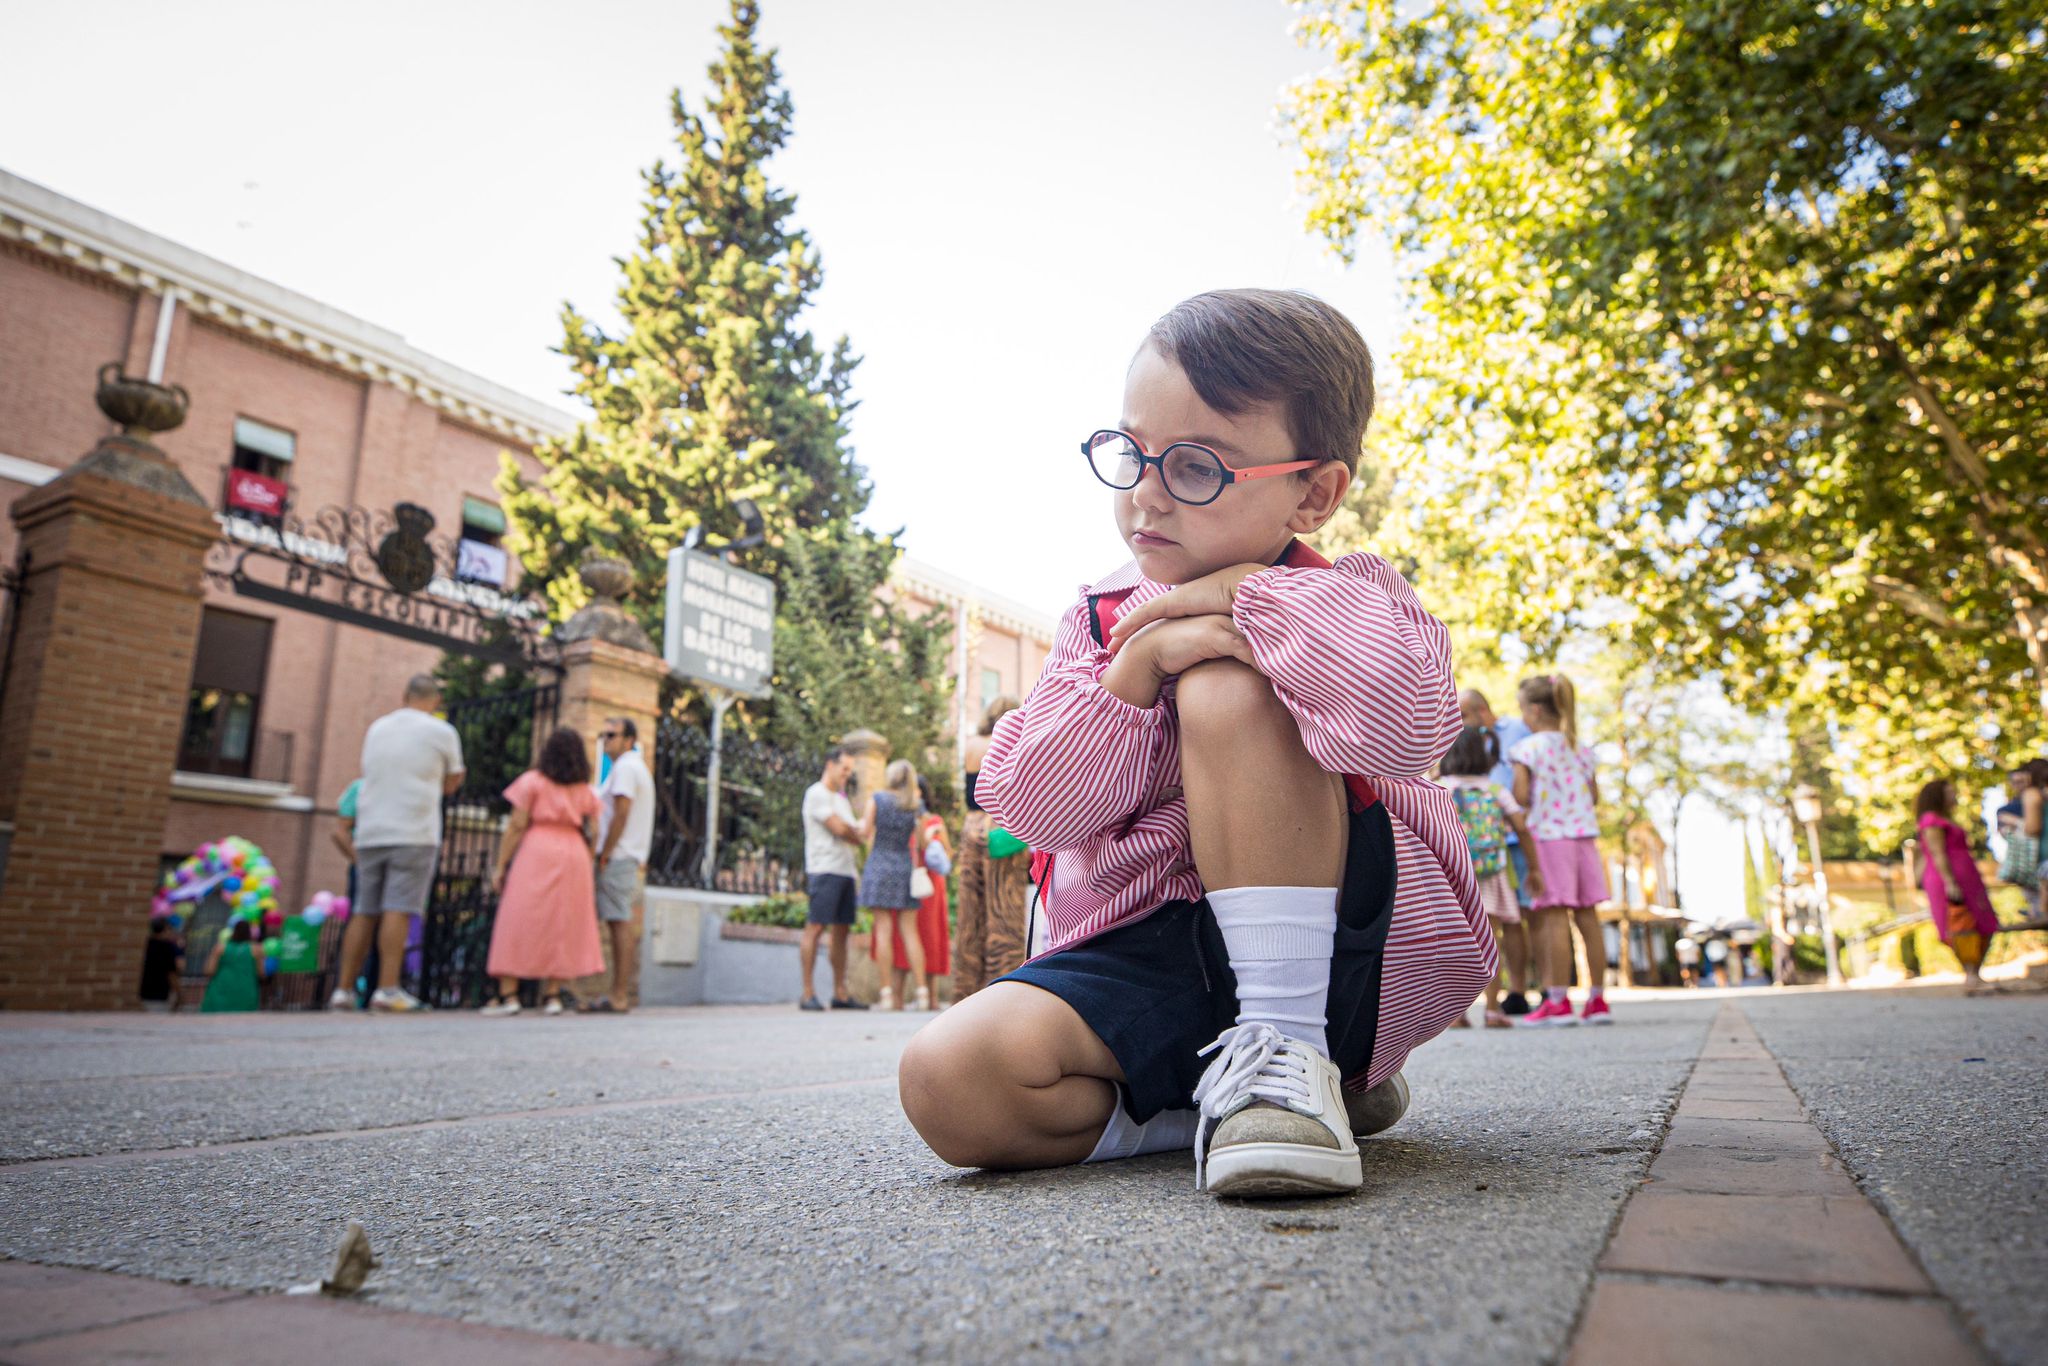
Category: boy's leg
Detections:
[
  {"x1": 1178, "y1": 659, "x2": 1346, "y2": 894},
  {"x1": 1176, "y1": 658, "x2": 1361, "y2": 1195},
  {"x1": 900, "y1": 981, "x2": 1124, "y2": 1169}
]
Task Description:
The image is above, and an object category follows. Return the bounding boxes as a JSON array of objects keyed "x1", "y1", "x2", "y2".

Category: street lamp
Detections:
[{"x1": 1792, "y1": 784, "x2": 1844, "y2": 986}]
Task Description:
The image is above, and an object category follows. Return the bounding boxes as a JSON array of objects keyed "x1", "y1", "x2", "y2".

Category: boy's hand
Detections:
[
  {"x1": 1106, "y1": 563, "x2": 1267, "y2": 655},
  {"x1": 1100, "y1": 614, "x2": 1256, "y2": 709}
]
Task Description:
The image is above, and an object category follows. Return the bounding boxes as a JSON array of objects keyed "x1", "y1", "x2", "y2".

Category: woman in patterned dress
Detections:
[{"x1": 860, "y1": 759, "x2": 929, "y2": 1010}]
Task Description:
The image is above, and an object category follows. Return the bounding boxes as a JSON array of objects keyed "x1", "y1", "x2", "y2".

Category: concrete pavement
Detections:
[{"x1": 0, "y1": 986, "x2": 2039, "y2": 1363}]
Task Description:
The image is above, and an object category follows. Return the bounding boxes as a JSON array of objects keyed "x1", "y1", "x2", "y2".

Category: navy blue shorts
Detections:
[
  {"x1": 806, "y1": 873, "x2": 858, "y2": 926},
  {"x1": 999, "y1": 802, "x2": 1397, "y2": 1123}
]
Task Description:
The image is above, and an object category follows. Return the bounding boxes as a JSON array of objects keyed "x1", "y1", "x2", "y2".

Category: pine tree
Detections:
[
  {"x1": 500, "y1": 0, "x2": 950, "y2": 768},
  {"x1": 1742, "y1": 831, "x2": 1765, "y2": 925}
]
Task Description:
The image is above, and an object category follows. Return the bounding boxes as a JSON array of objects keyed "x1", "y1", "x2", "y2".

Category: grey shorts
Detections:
[
  {"x1": 355, "y1": 845, "x2": 438, "y2": 918},
  {"x1": 597, "y1": 857, "x2": 645, "y2": 923}
]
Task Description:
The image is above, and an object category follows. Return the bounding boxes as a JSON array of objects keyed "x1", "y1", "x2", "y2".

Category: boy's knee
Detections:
[
  {"x1": 1176, "y1": 657, "x2": 1278, "y2": 729},
  {"x1": 899, "y1": 1019, "x2": 1011, "y2": 1168}
]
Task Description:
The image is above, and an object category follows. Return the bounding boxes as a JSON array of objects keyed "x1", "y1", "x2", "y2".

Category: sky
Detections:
[{"x1": 1, "y1": 0, "x2": 1755, "y2": 919}]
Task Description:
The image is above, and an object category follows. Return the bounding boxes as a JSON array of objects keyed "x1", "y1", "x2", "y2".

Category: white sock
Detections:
[
  {"x1": 1086, "y1": 1091, "x2": 1199, "y2": 1162},
  {"x1": 1208, "y1": 885, "x2": 1339, "y2": 1057}
]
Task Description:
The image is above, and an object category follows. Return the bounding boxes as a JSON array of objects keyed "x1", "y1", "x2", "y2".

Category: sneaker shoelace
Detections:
[{"x1": 1190, "y1": 1022, "x2": 1317, "y2": 1189}]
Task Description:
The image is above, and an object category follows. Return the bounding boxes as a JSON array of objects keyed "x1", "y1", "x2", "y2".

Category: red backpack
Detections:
[{"x1": 1027, "y1": 541, "x2": 1380, "y2": 901}]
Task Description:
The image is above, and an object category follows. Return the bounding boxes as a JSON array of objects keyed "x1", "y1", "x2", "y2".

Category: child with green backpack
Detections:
[{"x1": 1438, "y1": 726, "x2": 1545, "y2": 1026}]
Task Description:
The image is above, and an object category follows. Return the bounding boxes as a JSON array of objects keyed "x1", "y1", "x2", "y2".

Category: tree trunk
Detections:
[{"x1": 2017, "y1": 599, "x2": 2048, "y2": 723}]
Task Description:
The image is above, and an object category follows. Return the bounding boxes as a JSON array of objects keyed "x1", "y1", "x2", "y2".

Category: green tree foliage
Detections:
[
  {"x1": 1287, "y1": 0, "x2": 2048, "y2": 834},
  {"x1": 498, "y1": 0, "x2": 950, "y2": 766}
]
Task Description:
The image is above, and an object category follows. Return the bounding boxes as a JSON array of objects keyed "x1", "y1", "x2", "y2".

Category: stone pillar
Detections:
[
  {"x1": 838, "y1": 727, "x2": 890, "y2": 810},
  {"x1": 0, "y1": 368, "x2": 217, "y2": 1010},
  {"x1": 553, "y1": 554, "x2": 670, "y2": 1003}
]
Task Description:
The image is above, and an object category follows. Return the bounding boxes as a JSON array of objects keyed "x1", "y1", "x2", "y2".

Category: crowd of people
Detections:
[
  {"x1": 795, "y1": 696, "x2": 1034, "y2": 1012},
  {"x1": 1910, "y1": 758, "x2": 2046, "y2": 997},
  {"x1": 315, "y1": 674, "x2": 652, "y2": 1017},
  {"x1": 1444, "y1": 678, "x2": 1613, "y2": 1028}
]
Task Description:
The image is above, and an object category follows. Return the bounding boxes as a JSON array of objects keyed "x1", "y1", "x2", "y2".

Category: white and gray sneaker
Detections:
[
  {"x1": 1192, "y1": 1023, "x2": 1362, "y2": 1198},
  {"x1": 326, "y1": 988, "x2": 355, "y2": 1011},
  {"x1": 368, "y1": 986, "x2": 425, "y2": 1013}
]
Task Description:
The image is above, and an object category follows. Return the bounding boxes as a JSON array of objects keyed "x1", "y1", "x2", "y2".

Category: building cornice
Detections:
[
  {"x1": 0, "y1": 168, "x2": 579, "y2": 447},
  {"x1": 894, "y1": 556, "x2": 1059, "y2": 645}
]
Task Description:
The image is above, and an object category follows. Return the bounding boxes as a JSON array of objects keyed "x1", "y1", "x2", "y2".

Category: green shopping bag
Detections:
[
  {"x1": 277, "y1": 914, "x2": 320, "y2": 973},
  {"x1": 987, "y1": 826, "x2": 1028, "y2": 859}
]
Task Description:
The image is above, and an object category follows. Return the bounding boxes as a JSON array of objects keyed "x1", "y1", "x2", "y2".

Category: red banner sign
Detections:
[{"x1": 225, "y1": 468, "x2": 288, "y2": 518}]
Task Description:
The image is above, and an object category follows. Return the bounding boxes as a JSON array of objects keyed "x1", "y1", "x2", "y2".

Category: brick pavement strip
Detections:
[
  {"x1": 1567, "y1": 1004, "x2": 1982, "y2": 1366},
  {"x1": 0, "y1": 1261, "x2": 667, "y2": 1366}
]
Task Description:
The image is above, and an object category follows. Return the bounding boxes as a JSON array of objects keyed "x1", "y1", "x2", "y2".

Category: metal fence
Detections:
[
  {"x1": 416, "y1": 680, "x2": 559, "y2": 1007},
  {"x1": 649, "y1": 718, "x2": 818, "y2": 896}
]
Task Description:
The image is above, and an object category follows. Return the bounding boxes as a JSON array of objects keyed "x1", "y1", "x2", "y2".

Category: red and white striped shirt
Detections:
[{"x1": 980, "y1": 548, "x2": 1495, "y2": 1087}]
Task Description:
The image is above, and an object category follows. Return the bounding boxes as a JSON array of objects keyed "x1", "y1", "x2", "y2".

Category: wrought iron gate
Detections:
[{"x1": 416, "y1": 680, "x2": 559, "y2": 1007}]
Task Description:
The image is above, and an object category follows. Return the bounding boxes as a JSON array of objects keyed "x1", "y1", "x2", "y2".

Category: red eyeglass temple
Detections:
[{"x1": 1229, "y1": 459, "x2": 1321, "y2": 481}]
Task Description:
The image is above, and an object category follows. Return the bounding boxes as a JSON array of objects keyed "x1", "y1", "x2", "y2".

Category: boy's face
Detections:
[{"x1": 1112, "y1": 345, "x2": 1349, "y2": 585}]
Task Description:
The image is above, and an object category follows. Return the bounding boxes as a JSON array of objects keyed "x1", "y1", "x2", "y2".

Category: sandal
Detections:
[{"x1": 580, "y1": 997, "x2": 618, "y2": 1013}]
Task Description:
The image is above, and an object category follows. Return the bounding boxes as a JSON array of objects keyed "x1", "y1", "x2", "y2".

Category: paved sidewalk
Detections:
[{"x1": 0, "y1": 988, "x2": 2039, "y2": 1363}]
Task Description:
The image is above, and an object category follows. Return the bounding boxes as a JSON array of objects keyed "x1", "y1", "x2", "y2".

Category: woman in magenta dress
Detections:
[
  {"x1": 1908, "y1": 777, "x2": 2000, "y2": 996},
  {"x1": 482, "y1": 728, "x2": 605, "y2": 1016}
]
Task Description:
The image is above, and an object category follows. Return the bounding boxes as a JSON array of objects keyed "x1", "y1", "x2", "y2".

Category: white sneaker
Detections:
[
  {"x1": 480, "y1": 998, "x2": 521, "y2": 1017},
  {"x1": 541, "y1": 998, "x2": 564, "y2": 1016},
  {"x1": 1192, "y1": 1023, "x2": 1362, "y2": 1198},
  {"x1": 327, "y1": 988, "x2": 355, "y2": 1011},
  {"x1": 369, "y1": 986, "x2": 425, "y2": 1013}
]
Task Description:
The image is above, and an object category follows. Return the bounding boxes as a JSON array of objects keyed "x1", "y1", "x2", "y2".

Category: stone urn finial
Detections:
[
  {"x1": 59, "y1": 362, "x2": 206, "y2": 505},
  {"x1": 95, "y1": 363, "x2": 190, "y2": 442},
  {"x1": 558, "y1": 548, "x2": 655, "y2": 652}
]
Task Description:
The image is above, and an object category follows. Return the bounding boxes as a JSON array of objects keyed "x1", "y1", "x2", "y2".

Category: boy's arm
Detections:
[
  {"x1": 1228, "y1": 552, "x2": 1459, "y2": 779},
  {"x1": 980, "y1": 600, "x2": 1173, "y2": 852}
]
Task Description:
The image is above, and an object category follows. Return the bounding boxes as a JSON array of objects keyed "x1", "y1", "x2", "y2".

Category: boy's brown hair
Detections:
[{"x1": 1144, "y1": 288, "x2": 1375, "y2": 475}]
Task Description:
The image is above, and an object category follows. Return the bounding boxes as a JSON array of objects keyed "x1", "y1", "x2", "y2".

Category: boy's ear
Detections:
[{"x1": 1286, "y1": 461, "x2": 1354, "y2": 535}]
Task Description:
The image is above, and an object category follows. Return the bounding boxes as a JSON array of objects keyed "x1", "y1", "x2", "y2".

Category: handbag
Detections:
[
  {"x1": 1997, "y1": 825, "x2": 2040, "y2": 887},
  {"x1": 910, "y1": 866, "x2": 935, "y2": 899},
  {"x1": 988, "y1": 826, "x2": 1028, "y2": 859}
]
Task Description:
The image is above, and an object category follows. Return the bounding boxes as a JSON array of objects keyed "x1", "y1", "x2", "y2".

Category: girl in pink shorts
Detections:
[{"x1": 1508, "y1": 675, "x2": 1612, "y2": 1026}]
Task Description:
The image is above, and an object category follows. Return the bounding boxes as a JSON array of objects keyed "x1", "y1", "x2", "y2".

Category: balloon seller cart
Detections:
[{"x1": 157, "y1": 837, "x2": 352, "y2": 1009}]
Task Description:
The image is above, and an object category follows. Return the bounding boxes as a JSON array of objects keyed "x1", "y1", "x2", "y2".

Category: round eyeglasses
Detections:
[{"x1": 1081, "y1": 430, "x2": 1318, "y2": 507}]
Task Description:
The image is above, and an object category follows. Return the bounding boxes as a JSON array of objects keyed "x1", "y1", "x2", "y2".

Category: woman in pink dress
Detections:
[
  {"x1": 1908, "y1": 778, "x2": 2000, "y2": 996},
  {"x1": 482, "y1": 728, "x2": 605, "y2": 1016}
]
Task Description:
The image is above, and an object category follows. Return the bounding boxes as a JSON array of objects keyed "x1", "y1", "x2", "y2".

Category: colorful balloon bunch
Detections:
[
  {"x1": 299, "y1": 889, "x2": 351, "y2": 927},
  {"x1": 155, "y1": 837, "x2": 288, "y2": 970}
]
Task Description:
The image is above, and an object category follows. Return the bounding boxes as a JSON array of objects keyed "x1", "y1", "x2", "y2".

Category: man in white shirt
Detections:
[
  {"x1": 799, "y1": 747, "x2": 869, "y2": 1011},
  {"x1": 331, "y1": 674, "x2": 464, "y2": 1013},
  {"x1": 591, "y1": 717, "x2": 656, "y2": 1012}
]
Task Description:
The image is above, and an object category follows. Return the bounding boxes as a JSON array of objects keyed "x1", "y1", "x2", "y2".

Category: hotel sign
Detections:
[{"x1": 665, "y1": 548, "x2": 774, "y2": 698}]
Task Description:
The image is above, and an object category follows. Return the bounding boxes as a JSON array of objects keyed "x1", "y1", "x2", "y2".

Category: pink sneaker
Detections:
[
  {"x1": 1580, "y1": 996, "x2": 1614, "y2": 1025},
  {"x1": 1518, "y1": 996, "x2": 1579, "y2": 1028}
]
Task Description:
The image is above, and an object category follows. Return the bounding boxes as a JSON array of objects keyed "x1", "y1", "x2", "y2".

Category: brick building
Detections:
[{"x1": 0, "y1": 169, "x2": 1052, "y2": 912}]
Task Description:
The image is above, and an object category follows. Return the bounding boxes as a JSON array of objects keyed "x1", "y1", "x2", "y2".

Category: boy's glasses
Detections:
[{"x1": 1082, "y1": 429, "x2": 1318, "y2": 507}]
